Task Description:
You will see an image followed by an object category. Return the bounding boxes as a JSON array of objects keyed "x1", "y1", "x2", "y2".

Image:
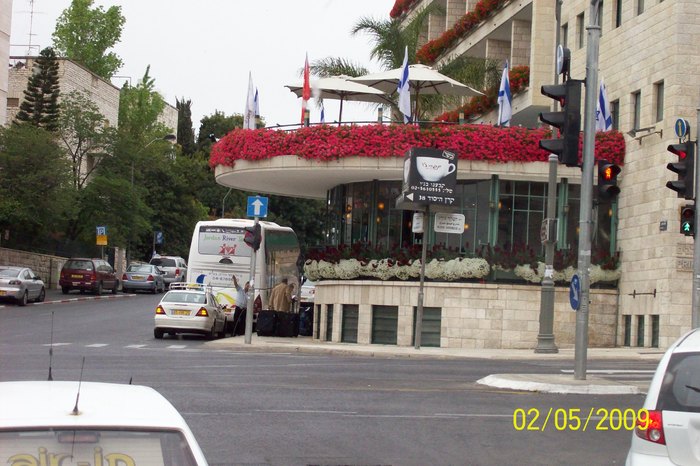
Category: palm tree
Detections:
[{"x1": 310, "y1": 6, "x2": 500, "y2": 122}]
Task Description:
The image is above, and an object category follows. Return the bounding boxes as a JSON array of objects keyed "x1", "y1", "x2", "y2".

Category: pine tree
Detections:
[{"x1": 15, "y1": 47, "x2": 61, "y2": 131}]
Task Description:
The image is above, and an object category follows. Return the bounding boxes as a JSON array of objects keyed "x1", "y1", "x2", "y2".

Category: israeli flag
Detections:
[
  {"x1": 320, "y1": 100, "x2": 325, "y2": 124},
  {"x1": 596, "y1": 77, "x2": 613, "y2": 132},
  {"x1": 243, "y1": 72, "x2": 256, "y2": 129},
  {"x1": 497, "y1": 60, "x2": 512, "y2": 127},
  {"x1": 254, "y1": 88, "x2": 259, "y2": 118},
  {"x1": 397, "y1": 46, "x2": 411, "y2": 124}
]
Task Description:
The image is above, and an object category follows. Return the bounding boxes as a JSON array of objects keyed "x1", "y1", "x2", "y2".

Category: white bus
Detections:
[{"x1": 187, "y1": 218, "x2": 301, "y2": 312}]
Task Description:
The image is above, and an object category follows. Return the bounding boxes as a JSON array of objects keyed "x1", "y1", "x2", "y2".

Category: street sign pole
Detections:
[
  {"x1": 693, "y1": 107, "x2": 700, "y2": 328},
  {"x1": 414, "y1": 205, "x2": 428, "y2": 350},
  {"x1": 574, "y1": 0, "x2": 601, "y2": 380},
  {"x1": 245, "y1": 216, "x2": 259, "y2": 344}
]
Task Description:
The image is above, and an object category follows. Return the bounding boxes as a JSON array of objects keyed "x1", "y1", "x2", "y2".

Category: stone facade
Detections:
[
  {"x1": 6, "y1": 56, "x2": 121, "y2": 126},
  {"x1": 313, "y1": 281, "x2": 618, "y2": 349}
]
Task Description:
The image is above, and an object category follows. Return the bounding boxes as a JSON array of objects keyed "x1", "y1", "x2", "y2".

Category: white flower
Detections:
[
  {"x1": 459, "y1": 257, "x2": 490, "y2": 279},
  {"x1": 316, "y1": 260, "x2": 338, "y2": 279},
  {"x1": 590, "y1": 264, "x2": 621, "y2": 284},
  {"x1": 514, "y1": 263, "x2": 541, "y2": 283},
  {"x1": 335, "y1": 259, "x2": 361, "y2": 279},
  {"x1": 304, "y1": 260, "x2": 320, "y2": 281}
]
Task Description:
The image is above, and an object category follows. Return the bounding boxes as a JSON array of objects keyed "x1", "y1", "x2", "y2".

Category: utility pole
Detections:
[
  {"x1": 694, "y1": 106, "x2": 700, "y2": 328},
  {"x1": 574, "y1": 0, "x2": 602, "y2": 380}
]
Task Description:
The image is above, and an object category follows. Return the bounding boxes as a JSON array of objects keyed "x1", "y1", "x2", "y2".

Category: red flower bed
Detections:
[
  {"x1": 390, "y1": 0, "x2": 420, "y2": 18},
  {"x1": 417, "y1": 0, "x2": 510, "y2": 64},
  {"x1": 210, "y1": 124, "x2": 625, "y2": 168},
  {"x1": 435, "y1": 65, "x2": 529, "y2": 122}
]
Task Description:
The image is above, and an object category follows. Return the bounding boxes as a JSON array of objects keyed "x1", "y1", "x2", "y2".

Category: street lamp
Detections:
[{"x1": 127, "y1": 134, "x2": 177, "y2": 265}]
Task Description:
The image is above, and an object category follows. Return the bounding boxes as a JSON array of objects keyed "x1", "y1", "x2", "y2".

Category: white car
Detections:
[
  {"x1": 626, "y1": 328, "x2": 700, "y2": 465},
  {"x1": 300, "y1": 279, "x2": 316, "y2": 303},
  {"x1": 0, "y1": 266, "x2": 45, "y2": 306},
  {"x1": 0, "y1": 380, "x2": 208, "y2": 465},
  {"x1": 154, "y1": 283, "x2": 226, "y2": 339}
]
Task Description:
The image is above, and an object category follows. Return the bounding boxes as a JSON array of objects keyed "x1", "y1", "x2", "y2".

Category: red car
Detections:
[{"x1": 59, "y1": 258, "x2": 119, "y2": 295}]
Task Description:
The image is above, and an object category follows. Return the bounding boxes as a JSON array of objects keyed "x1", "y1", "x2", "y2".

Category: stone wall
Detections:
[{"x1": 314, "y1": 280, "x2": 618, "y2": 349}]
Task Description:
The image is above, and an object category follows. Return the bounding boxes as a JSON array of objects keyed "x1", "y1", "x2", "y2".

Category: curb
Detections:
[
  {"x1": 477, "y1": 374, "x2": 642, "y2": 395},
  {"x1": 0, "y1": 293, "x2": 134, "y2": 308}
]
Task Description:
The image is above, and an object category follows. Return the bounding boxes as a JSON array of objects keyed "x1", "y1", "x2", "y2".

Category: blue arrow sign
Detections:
[
  {"x1": 155, "y1": 231, "x2": 164, "y2": 245},
  {"x1": 569, "y1": 274, "x2": 581, "y2": 311},
  {"x1": 247, "y1": 195, "x2": 268, "y2": 218}
]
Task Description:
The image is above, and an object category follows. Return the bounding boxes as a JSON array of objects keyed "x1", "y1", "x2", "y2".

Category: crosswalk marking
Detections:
[
  {"x1": 167, "y1": 345, "x2": 187, "y2": 349},
  {"x1": 85, "y1": 343, "x2": 109, "y2": 347},
  {"x1": 560, "y1": 369, "x2": 654, "y2": 374},
  {"x1": 126, "y1": 344, "x2": 147, "y2": 348},
  {"x1": 42, "y1": 343, "x2": 71, "y2": 347}
]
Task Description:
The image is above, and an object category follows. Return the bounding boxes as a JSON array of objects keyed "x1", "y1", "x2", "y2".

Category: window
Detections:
[
  {"x1": 623, "y1": 315, "x2": 631, "y2": 346},
  {"x1": 637, "y1": 0, "x2": 645, "y2": 15},
  {"x1": 651, "y1": 315, "x2": 659, "y2": 348},
  {"x1": 658, "y1": 353, "x2": 700, "y2": 412},
  {"x1": 7, "y1": 97, "x2": 19, "y2": 107},
  {"x1": 632, "y1": 91, "x2": 642, "y2": 130},
  {"x1": 610, "y1": 100, "x2": 620, "y2": 131},
  {"x1": 577, "y1": 13, "x2": 585, "y2": 49},
  {"x1": 614, "y1": 0, "x2": 622, "y2": 27},
  {"x1": 561, "y1": 23, "x2": 568, "y2": 49},
  {"x1": 654, "y1": 81, "x2": 664, "y2": 123},
  {"x1": 637, "y1": 315, "x2": 645, "y2": 347}
]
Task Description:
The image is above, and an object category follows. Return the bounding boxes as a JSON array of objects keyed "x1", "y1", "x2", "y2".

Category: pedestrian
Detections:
[
  {"x1": 269, "y1": 277, "x2": 294, "y2": 312},
  {"x1": 230, "y1": 275, "x2": 250, "y2": 335}
]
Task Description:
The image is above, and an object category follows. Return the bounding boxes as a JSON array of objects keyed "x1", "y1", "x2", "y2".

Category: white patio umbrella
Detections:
[
  {"x1": 350, "y1": 64, "x2": 483, "y2": 121},
  {"x1": 285, "y1": 75, "x2": 391, "y2": 123}
]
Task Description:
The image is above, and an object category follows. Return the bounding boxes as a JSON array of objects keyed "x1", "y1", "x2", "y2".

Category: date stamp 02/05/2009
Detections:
[{"x1": 513, "y1": 408, "x2": 651, "y2": 432}]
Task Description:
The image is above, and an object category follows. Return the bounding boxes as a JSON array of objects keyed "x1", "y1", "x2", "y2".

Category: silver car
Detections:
[
  {"x1": 122, "y1": 264, "x2": 166, "y2": 294},
  {"x1": 149, "y1": 255, "x2": 188, "y2": 287},
  {"x1": 0, "y1": 266, "x2": 45, "y2": 306},
  {"x1": 154, "y1": 283, "x2": 226, "y2": 339},
  {"x1": 626, "y1": 328, "x2": 700, "y2": 465}
]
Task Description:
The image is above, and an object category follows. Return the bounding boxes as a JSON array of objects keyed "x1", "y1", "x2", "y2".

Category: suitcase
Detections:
[
  {"x1": 275, "y1": 311, "x2": 299, "y2": 338},
  {"x1": 298, "y1": 305, "x2": 313, "y2": 336},
  {"x1": 256, "y1": 310, "x2": 277, "y2": 336}
]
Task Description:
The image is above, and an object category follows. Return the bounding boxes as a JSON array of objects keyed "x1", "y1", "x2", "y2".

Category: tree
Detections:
[
  {"x1": 0, "y1": 125, "x2": 71, "y2": 251},
  {"x1": 176, "y1": 98, "x2": 196, "y2": 156},
  {"x1": 52, "y1": 0, "x2": 125, "y2": 79},
  {"x1": 14, "y1": 47, "x2": 61, "y2": 131},
  {"x1": 118, "y1": 66, "x2": 169, "y2": 139},
  {"x1": 58, "y1": 90, "x2": 117, "y2": 191}
]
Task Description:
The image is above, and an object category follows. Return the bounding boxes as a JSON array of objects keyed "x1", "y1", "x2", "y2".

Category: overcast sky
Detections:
[{"x1": 10, "y1": 0, "x2": 395, "y2": 133}]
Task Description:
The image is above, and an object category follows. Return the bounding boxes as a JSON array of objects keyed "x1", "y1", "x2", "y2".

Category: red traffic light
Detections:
[
  {"x1": 244, "y1": 224, "x2": 262, "y2": 251},
  {"x1": 598, "y1": 160, "x2": 621, "y2": 201},
  {"x1": 668, "y1": 144, "x2": 688, "y2": 160}
]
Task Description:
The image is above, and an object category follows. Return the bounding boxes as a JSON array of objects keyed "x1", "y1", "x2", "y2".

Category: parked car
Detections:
[
  {"x1": 154, "y1": 283, "x2": 226, "y2": 339},
  {"x1": 300, "y1": 279, "x2": 316, "y2": 304},
  {"x1": 149, "y1": 255, "x2": 188, "y2": 287},
  {"x1": 0, "y1": 380, "x2": 208, "y2": 465},
  {"x1": 625, "y1": 328, "x2": 700, "y2": 465},
  {"x1": 122, "y1": 264, "x2": 166, "y2": 294},
  {"x1": 0, "y1": 266, "x2": 45, "y2": 306},
  {"x1": 59, "y1": 258, "x2": 119, "y2": 295}
]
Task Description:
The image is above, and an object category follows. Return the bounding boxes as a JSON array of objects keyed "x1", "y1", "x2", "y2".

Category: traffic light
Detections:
[
  {"x1": 680, "y1": 205, "x2": 695, "y2": 236},
  {"x1": 539, "y1": 79, "x2": 582, "y2": 167},
  {"x1": 666, "y1": 141, "x2": 695, "y2": 200},
  {"x1": 597, "y1": 160, "x2": 621, "y2": 201},
  {"x1": 244, "y1": 223, "x2": 262, "y2": 251}
]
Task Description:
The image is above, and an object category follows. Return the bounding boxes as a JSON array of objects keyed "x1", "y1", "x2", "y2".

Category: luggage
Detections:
[
  {"x1": 256, "y1": 310, "x2": 277, "y2": 336},
  {"x1": 298, "y1": 305, "x2": 313, "y2": 336},
  {"x1": 276, "y1": 311, "x2": 299, "y2": 338}
]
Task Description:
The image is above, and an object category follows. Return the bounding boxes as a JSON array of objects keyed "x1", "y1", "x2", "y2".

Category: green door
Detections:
[
  {"x1": 412, "y1": 307, "x2": 442, "y2": 347},
  {"x1": 371, "y1": 305, "x2": 398, "y2": 345},
  {"x1": 342, "y1": 304, "x2": 359, "y2": 343}
]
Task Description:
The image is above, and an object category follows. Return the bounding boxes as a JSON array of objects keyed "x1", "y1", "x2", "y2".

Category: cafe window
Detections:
[{"x1": 497, "y1": 180, "x2": 547, "y2": 249}]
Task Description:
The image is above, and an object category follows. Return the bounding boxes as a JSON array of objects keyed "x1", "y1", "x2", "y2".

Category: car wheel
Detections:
[
  {"x1": 154, "y1": 328, "x2": 164, "y2": 339},
  {"x1": 36, "y1": 287, "x2": 45, "y2": 303},
  {"x1": 61, "y1": 286, "x2": 69, "y2": 295},
  {"x1": 206, "y1": 324, "x2": 216, "y2": 340},
  {"x1": 18, "y1": 291, "x2": 28, "y2": 306},
  {"x1": 122, "y1": 287, "x2": 129, "y2": 293},
  {"x1": 151, "y1": 285, "x2": 157, "y2": 294},
  {"x1": 111, "y1": 281, "x2": 118, "y2": 295},
  {"x1": 96, "y1": 282, "x2": 103, "y2": 296}
]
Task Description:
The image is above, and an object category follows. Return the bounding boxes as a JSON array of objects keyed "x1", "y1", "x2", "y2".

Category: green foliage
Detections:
[
  {"x1": 14, "y1": 47, "x2": 61, "y2": 131},
  {"x1": 176, "y1": 98, "x2": 196, "y2": 156},
  {"x1": 58, "y1": 90, "x2": 117, "y2": 190},
  {"x1": 309, "y1": 58, "x2": 369, "y2": 78},
  {"x1": 196, "y1": 111, "x2": 242, "y2": 151},
  {"x1": 52, "y1": 0, "x2": 125, "y2": 79},
  {"x1": 0, "y1": 125, "x2": 71, "y2": 250},
  {"x1": 118, "y1": 66, "x2": 169, "y2": 139}
]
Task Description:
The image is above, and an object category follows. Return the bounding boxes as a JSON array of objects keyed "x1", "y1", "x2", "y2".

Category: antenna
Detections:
[
  {"x1": 71, "y1": 357, "x2": 85, "y2": 415},
  {"x1": 48, "y1": 311, "x2": 54, "y2": 381}
]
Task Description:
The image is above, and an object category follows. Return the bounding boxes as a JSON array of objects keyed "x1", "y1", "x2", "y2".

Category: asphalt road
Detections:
[{"x1": 0, "y1": 293, "x2": 657, "y2": 465}]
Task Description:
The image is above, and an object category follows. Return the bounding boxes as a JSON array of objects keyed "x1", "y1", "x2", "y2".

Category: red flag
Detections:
[{"x1": 301, "y1": 53, "x2": 310, "y2": 124}]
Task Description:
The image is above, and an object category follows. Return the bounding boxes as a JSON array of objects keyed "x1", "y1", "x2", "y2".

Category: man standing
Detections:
[
  {"x1": 269, "y1": 277, "x2": 294, "y2": 312},
  {"x1": 230, "y1": 275, "x2": 249, "y2": 335}
]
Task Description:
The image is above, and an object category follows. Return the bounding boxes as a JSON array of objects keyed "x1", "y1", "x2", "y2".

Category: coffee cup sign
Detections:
[{"x1": 416, "y1": 156, "x2": 456, "y2": 182}]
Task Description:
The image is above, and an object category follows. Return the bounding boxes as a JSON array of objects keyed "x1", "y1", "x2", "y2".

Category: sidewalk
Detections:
[{"x1": 208, "y1": 334, "x2": 663, "y2": 395}]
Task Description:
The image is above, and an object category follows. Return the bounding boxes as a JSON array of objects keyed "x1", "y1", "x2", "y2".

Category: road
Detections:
[{"x1": 0, "y1": 293, "x2": 658, "y2": 465}]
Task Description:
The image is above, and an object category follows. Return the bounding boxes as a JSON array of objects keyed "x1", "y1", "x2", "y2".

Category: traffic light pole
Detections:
[
  {"x1": 244, "y1": 216, "x2": 259, "y2": 344},
  {"x1": 574, "y1": 0, "x2": 601, "y2": 380},
  {"x1": 694, "y1": 107, "x2": 700, "y2": 328}
]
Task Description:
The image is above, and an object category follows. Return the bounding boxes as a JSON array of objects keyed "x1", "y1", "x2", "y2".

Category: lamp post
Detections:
[{"x1": 127, "y1": 134, "x2": 177, "y2": 265}]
